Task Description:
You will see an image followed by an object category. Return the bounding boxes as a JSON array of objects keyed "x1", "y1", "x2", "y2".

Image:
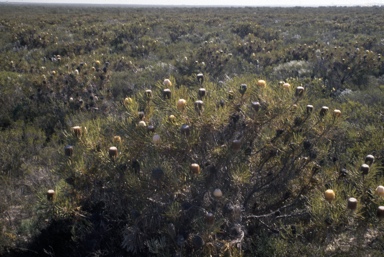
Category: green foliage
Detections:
[{"x1": 0, "y1": 4, "x2": 383, "y2": 257}]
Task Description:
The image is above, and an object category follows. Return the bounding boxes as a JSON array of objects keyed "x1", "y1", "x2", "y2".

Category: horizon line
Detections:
[{"x1": 1, "y1": 1, "x2": 383, "y2": 8}]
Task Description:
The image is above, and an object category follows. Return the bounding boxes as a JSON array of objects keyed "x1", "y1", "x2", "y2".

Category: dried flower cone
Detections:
[
  {"x1": 306, "y1": 105, "x2": 313, "y2": 114},
  {"x1": 213, "y1": 188, "x2": 223, "y2": 198},
  {"x1": 295, "y1": 86, "x2": 304, "y2": 97},
  {"x1": 197, "y1": 73, "x2": 204, "y2": 84},
  {"x1": 113, "y1": 136, "x2": 121, "y2": 144},
  {"x1": 124, "y1": 97, "x2": 132, "y2": 106},
  {"x1": 138, "y1": 121, "x2": 147, "y2": 127},
  {"x1": 257, "y1": 79, "x2": 266, "y2": 88},
  {"x1": 347, "y1": 197, "x2": 358, "y2": 211},
  {"x1": 319, "y1": 106, "x2": 329, "y2": 117},
  {"x1": 324, "y1": 189, "x2": 335, "y2": 203},
  {"x1": 64, "y1": 145, "x2": 73, "y2": 157},
  {"x1": 283, "y1": 82, "x2": 291, "y2": 89},
  {"x1": 377, "y1": 206, "x2": 384, "y2": 219},
  {"x1": 180, "y1": 124, "x2": 190, "y2": 136},
  {"x1": 194, "y1": 100, "x2": 204, "y2": 113},
  {"x1": 360, "y1": 164, "x2": 370, "y2": 175},
  {"x1": 145, "y1": 89, "x2": 152, "y2": 99},
  {"x1": 177, "y1": 99, "x2": 187, "y2": 111},
  {"x1": 72, "y1": 126, "x2": 82, "y2": 137},
  {"x1": 147, "y1": 125, "x2": 155, "y2": 133},
  {"x1": 163, "y1": 79, "x2": 172, "y2": 87},
  {"x1": 239, "y1": 84, "x2": 247, "y2": 95},
  {"x1": 153, "y1": 134, "x2": 161, "y2": 144},
  {"x1": 375, "y1": 185, "x2": 384, "y2": 197},
  {"x1": 109, "y1": 146, "x2": 118, "y2": 158},
  {"x1": 333, "y1": 109, "x2": 341, "y2": 118},
  {"x1": 163, "y1": 89, "x2": 172, "y2": 99},
  {"x1": 231, "y1": 140, "x2": 241, "y2": 151},
  {"x1": 47, "y1": 189, "x2": 55, "y2": 201},
  {"x1": 190, "y1": 163, "x2": 201, "y2": 174},
  {"x1": 198, "y1": 88, "x2": 206, "y2": 98},
  {"x1": 228, "y1": 90, "x2": 234, "y2": 100},
  {"x1": 205, "y1": 212, "x2": 215, "y2": 225},
  {"x1": 252, "y1": 101, "x2": 261, "y2": 111},
  {"x1": 365, "y1": 155, "x2": 375, "y2": 166},
  {"x1": 168, "y1": 115, "x2": 176, "y2": 123},
  {"x1": 138, "y1": 111, "x2": 145, "y2": 120}
]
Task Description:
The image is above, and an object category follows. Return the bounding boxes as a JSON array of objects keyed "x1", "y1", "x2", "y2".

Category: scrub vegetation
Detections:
[{"x1": 0, "y1": 3, "x2": 384, "y2": 256}]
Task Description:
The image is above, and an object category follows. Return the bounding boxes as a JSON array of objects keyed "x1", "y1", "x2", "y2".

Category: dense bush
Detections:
[{"x1": 0, "y1": 4, "x2": 383, "y2": 257}]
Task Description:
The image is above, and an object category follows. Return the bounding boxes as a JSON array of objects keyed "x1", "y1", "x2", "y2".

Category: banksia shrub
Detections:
[{"x1": 2, "y1": 7, "x2": 384, "y2": 257}]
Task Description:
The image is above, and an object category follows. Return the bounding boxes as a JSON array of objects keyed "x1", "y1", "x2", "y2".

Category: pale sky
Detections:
[{"x1": 1, "y1": 0, "x2": 383, "y2": 6}]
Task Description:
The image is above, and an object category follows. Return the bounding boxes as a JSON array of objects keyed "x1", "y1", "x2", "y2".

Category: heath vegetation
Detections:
[{"x1": 0, "y1": 3, "x2": 383, "y2": 257}]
